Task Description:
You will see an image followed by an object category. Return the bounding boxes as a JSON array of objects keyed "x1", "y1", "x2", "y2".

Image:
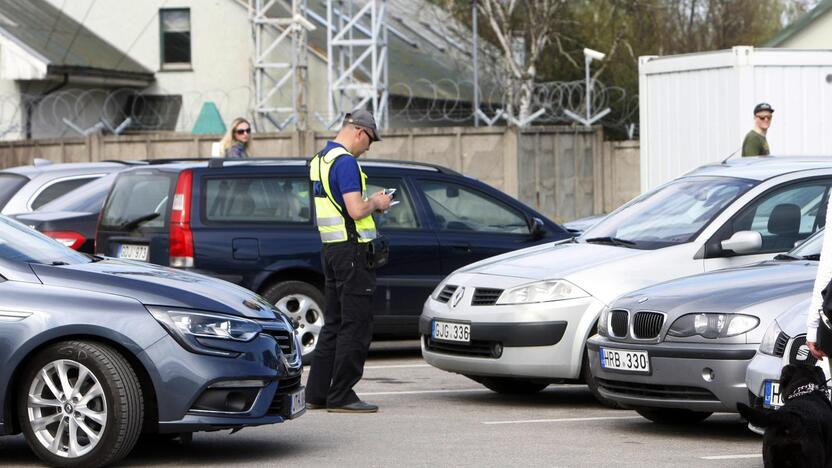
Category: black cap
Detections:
[
  {"x1": 343, "y1": 109, "x2": 381, "y2": 142},
  {"x1": 754, "y1": 102, "x2": 774, "y2": 115}
]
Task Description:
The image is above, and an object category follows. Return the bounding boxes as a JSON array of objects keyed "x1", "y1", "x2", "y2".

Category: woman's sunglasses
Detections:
[{"x1": 235, "y1": 128, "x2": 251, "y2": 135}]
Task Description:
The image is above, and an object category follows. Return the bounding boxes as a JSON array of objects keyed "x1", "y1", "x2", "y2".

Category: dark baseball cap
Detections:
[
  {"x1": 344, "y1": 109, "x2": 381, "y2": 142},
  {"x1": 754, "y1": 102, "x2": 774, "y2": 115}
]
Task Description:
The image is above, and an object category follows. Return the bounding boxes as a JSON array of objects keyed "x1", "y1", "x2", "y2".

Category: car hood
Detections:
[
  {"x1": 614, "y1": 260, "x2": 817, "y2": 314},
  {"x1": 777, "y1": 297, "x2": 812, "y2": 336},
  {"x1": 13, "y1": 210, "x2": 94, "y2": 222},
  {"x1": 461, "y1": 241, "x2": 644, "y2": 280},
  {"x1": 30, "y1": 258, "x2": 277, "y2": 319}
]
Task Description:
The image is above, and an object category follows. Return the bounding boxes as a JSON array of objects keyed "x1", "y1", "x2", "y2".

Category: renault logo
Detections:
[{"x1": 450, "y1": 287, "x2": 466, "y2": 308}]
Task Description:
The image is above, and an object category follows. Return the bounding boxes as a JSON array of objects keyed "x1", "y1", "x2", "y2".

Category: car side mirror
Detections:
[
  {"x1": 528, "y1": 217, "x2": 546, "y2": 240},
  {"x1": 720, "y1": 230, "x2": 762, "y2": 254}
]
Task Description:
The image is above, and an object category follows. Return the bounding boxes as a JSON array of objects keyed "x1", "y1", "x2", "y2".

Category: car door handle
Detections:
[{"x1": 451, "y1": 244, "x2": 471, "y2": 253}]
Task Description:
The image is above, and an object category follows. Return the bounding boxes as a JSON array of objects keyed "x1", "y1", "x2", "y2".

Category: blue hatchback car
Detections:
[
  {"x1": 0, "y1": 216, "x2": 304, "y2": 467},
  {"x1": 94, "y1": 159, "x2": 571, "y2": 357}
]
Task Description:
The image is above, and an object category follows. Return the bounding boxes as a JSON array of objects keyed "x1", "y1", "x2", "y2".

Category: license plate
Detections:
[
  {"x1": 600, "y1": 347, "x2": 650, "y2": 373},
  {"x1": 764, "y1": 380, "x2": 783, "y2": 409},
  {"x1": 289, "y1": 388, "x2": 305, "y2": 418},
  {"x1": 117, "y1": 244, "x2": 149, "y2": 261},
  {"x1": 432, "y1": 320, "x2": 470, "y2": 343}
]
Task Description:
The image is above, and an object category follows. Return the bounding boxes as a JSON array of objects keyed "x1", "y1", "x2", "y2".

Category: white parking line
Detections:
[
  {"x1": 364, "y1": 364, "x2": 431, "y2": 370},
  {"x1": 483, "y1": 416, "x2": 643, "y2": 425},
  {"x1": 700, "y1": 454, "x2": 761, "y2": 460},
  {"x1": 359, "y1": 388, "x2": 489, "y2": 396}
]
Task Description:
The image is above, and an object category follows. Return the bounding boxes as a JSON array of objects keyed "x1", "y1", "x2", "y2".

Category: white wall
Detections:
[
  {"x1": 779, "y1": 11, "x2": 832, "y2": 48},
  {"x1": 639, "y1": 46, "x2": 832, "y2": 191},
  {"x1": 45, "y1": 0, "x2": 331, "y2": 133}
]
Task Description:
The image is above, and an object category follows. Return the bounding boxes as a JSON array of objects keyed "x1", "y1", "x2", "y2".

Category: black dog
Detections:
[{"x1": 737, "y1": 364, "x2": 832, "y2": 468}]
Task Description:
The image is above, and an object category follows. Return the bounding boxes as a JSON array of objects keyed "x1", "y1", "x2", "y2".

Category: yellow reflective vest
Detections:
[{"x1": 309, "y1": 146, "x2": 377, "y2": 244}]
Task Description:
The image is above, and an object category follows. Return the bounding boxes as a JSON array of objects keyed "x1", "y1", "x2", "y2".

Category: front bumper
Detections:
[
  {"x1": 142, "y1": 332, "x2": 305, "y2": 433},
  {"x1": 586, "y1": 336, "x2": 757, "y2": 413},
  {"x1": 420, "y1": 294, "x2": 604, "y2": 380}
]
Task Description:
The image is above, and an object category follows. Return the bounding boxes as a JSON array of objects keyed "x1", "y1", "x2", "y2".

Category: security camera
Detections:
[{"x1": 583, "y1": 48, "x2": 606, "y2": 61}]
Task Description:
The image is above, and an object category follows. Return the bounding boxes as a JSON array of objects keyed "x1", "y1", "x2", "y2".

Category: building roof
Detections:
[
  {"x1": 765, "y1": 0, "x2": 832, "y2": 47},
  {"x1": 0, "y1": 0, "x2": 153, "y2": 83},
  {"x1": 269, "y1": 0, "x2": 497, "y2": 101}
]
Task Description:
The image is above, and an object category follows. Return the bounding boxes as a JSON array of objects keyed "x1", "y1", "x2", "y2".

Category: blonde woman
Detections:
[{"x1": 219, "y1": 118, "x2": 251, "y2": 158}]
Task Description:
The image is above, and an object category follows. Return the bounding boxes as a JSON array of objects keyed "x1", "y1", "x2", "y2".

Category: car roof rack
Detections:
[
  {"x1": 146, "y1": 157, "x2": 214, "y2": 165},
  {"x1": 204, "y1": 157, "x2": 459, "y2": 175},
  {"x1": 100, "y1": 160, "x2": 149, "y2": 165}
]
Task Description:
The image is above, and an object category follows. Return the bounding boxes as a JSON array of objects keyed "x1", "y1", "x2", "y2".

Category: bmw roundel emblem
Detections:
[{"x1": 450, "y1": 287, "x2": 466, "y2": 308}]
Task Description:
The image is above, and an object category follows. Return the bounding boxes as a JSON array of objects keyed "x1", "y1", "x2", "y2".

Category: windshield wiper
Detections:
[
  {"x1": 119, "y1": 213, "x2": 160, "y2": 231},
  {"x1": 802, "y1": 254, "x2": 821, "y2": 261},
  {"x1": 774, "y1": 253, "x2": 800, "y2": 261},
  {"x1": 583, "y1": 236, "x2": 637, "y2": 247},
  {"x1": 51, "y1": 261, "x2": 69, "y2": 266}
]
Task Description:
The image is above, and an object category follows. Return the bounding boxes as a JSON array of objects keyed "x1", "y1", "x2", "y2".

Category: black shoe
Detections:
[
  {"x1": 306, "y1": 402, "x2": 326, "y2": 410},
  {"x1": 327, "y1": 400, "x2": 379, "y2": 413}
]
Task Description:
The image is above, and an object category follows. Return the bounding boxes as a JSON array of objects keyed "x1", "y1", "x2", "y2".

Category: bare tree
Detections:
[{"x1": 476, "y1": 0, "x2": 565, "y2": 125}]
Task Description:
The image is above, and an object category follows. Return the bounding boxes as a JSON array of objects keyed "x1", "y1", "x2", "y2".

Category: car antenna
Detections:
[{"x1": 720, "y1": 147, "x2": 741, "y2": 165}]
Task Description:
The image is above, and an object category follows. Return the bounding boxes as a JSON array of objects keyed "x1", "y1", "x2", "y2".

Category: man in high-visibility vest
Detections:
[{"x1": 306, "y1": 109, "x2": 392, "y2": 413}]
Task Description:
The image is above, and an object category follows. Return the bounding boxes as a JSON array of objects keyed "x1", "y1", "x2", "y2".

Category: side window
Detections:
[
  {"x1": 418, "y1": 180, "x2": 528, "y2": 234},
  {"x1": 365, "y1": 178, "x2": 419, "y2": 229},
  {"x1": 204, "y1": 177, "x2": 311, "y2": 223},
  {"x1": 31, "y1": 176, "x2": 98, "y2": 210},
  {"x1": 725, "y1": 181, "x2": 829, "y2": 253}
]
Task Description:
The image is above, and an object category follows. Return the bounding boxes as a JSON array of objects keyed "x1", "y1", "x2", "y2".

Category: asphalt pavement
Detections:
[{"x1": 0, "y1": 340, "x2": 763, "y2": 467}]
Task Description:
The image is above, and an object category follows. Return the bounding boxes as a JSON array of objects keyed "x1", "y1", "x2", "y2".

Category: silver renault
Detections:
[{"x1": 587, "y1": 229, "x2": 822, "y2": 423}]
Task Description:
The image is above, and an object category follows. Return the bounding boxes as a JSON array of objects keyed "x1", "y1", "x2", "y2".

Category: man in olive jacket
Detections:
[{"x1": 742, "y1": 102, "x2": 773, "y2": 157}]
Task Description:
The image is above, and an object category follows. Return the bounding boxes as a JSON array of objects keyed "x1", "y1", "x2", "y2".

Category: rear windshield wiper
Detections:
[
  {"x1": 583, "y1": 236, "x2": 637, "y2": 247},
  {"x1": 119, "y1": 213, "x2": 160, "y2": 231}
]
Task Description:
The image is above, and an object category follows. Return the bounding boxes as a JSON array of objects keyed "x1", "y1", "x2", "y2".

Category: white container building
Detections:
[{"x1": 639, "y1": 46, "x2": 832, "y2": 191}]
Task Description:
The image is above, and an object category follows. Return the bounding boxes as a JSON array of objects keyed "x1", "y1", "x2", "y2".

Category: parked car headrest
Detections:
[{"x1": 768, "y1": 203, "x2": 801, "y2": 236}]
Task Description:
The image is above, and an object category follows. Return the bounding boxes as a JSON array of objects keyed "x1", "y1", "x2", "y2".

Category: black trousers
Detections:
[{"x1": 305, "y1": 241, "x2": 376, "y2": 407}]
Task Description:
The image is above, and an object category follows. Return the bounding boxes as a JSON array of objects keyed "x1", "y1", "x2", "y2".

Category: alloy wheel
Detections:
[
  {"x1": 275, "y1": 293, "x2": 324, "y2": 356},
  {"x1": 26, "y1": 359, "x2": 107, "y2": 459}
]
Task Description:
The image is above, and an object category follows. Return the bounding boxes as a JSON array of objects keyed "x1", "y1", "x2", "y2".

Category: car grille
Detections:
[
  {"x1": 472, "y1": 288, "x2": 503, "y2": 306},
  {"x1": 423, "y1": 335, "x2": 494, "y2": 358},
  {"x1": 597, "y1": 379, "x2": 719, "y2": 402},
  {"x1": 261, "y1": 327, "x2": 298, "y2": 363},
  {"x1": 610, "y1": 310, "x2": 628, "y2": 337},
  {"x1": 773, "y1": 331, "x2": 789, "y2": 357},
  {"x1": 436, "y1": 285, "x2": 458, "y2": 303},
  {"x1": 632, "y1": 312, "x2": 664, "y2": 339},
  {"x1": 267, "y1": 375, "x2": 303, "y2": 416}
]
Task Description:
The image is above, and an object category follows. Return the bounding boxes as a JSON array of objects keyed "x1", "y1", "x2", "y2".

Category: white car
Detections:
[{"x1": 421, "y1": 156, "x2": 832, "y2": 403}]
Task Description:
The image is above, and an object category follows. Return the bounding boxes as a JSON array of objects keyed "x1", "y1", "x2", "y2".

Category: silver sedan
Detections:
[{"x1": 587, "y1": 229, "x2": 822, "y2": 423}]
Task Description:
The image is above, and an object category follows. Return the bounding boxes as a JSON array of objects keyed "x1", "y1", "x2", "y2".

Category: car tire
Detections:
[
  {"x1": 634, "y1": 407, "x2": 713, "y2": 424},
  {"x1": 478, "y1": 377, "x2": 549, "y2": 394},
  {"x1": 262, "y1": 280, "x2": 325, "y2": 360},
  {"x1": 17, "y1": 341, "x2": 144, "y2": 468},
  {"x1": 581, "y1": 351, "x2": 624, "y2": 409}
]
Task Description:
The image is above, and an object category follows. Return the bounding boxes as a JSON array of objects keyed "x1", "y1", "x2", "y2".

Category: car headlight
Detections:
[
  {"x1": 597, "y1": 307, "x2": 610, "y2": 337},
  {"x1": 759, "y1": 320, "x2": 785, "y2": 355},
  {"x1": 496, "y1": 279, "x2": 589, "y2": 305},
  {"x1": 667, "y1": 313, "x2": 759, "y2": 339},
  {"x1": 148, "y1": 306, "x2": 263, "y2": 357}
]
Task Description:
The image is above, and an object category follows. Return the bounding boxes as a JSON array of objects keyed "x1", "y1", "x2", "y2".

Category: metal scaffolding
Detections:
[
  {"x1": 322, "y1": 0, "x2": 388, "y2": 130},
  {"x1": 250, "y1": 0, "x2": 314, "y2": 131}
]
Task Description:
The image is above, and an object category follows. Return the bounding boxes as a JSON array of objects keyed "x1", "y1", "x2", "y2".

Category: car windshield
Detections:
[
  {"x1": 0, "y1": 216, "x2": 90, "y2": 265},
  {"x1": 581, "y1": 176, "x2": 757, "y2": 249},
  {"x1": 789, "y1": 228, "x2": 824, "y2": 259},
  {"x1": 36, "y1": 172, "x2": 119, "y2": 213},
  {"x1": 0, "y1": 173, "x2": 29, "y2": 209}
]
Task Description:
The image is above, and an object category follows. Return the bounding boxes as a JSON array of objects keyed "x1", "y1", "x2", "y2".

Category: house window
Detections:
[{"x1": 160, "y1": 9, "x2": 191, "y2": 68}]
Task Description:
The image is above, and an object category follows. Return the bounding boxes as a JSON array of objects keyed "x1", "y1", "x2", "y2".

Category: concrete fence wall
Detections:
[{"x1": 0, "y1": 127, "x2": 640, "y2": 223}]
